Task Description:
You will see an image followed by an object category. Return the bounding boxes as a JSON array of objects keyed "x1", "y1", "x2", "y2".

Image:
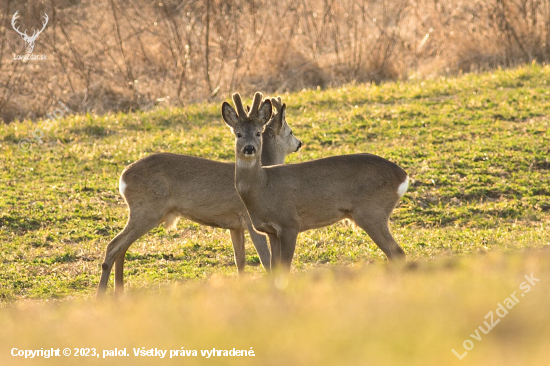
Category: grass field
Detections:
[{"x1": 0, "y1": 64, "x2": 549, "y2": 365}]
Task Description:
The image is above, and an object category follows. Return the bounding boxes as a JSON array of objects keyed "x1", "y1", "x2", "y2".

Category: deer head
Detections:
[
  {"x1": 12, "y1": 11, "x2": 49, "y2": 54},
  {"x1": 222, "y1": 92, "x2": 273, "y2": 161}
]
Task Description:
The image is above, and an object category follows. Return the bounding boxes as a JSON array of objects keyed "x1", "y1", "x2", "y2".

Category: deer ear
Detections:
[
  {"x1": 221, "y1": 102, "x2": 238, "y2": 128},
  {"x1": 257, "y1": 99, "x2": 273, "y2": 126},
  {"x1": 246, "y1": 105, "x2": 251, "y2": 113},
  {"x1": 268, "y1": 103, "x2": 285, "y2": 133}
]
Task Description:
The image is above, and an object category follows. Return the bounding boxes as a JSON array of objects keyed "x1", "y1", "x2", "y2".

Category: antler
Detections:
[
  {"x1": 248, "y1": 92, "x2": 263, "y2": 117},
  {"x1": 11, "y1": 11, "x2": 27, "y2": 37},
  {"x1": 270, "y1": 96, "x2": 283, "y2": 113},
  {"x1": 231, "y1": 93, "x2": 247, "y2": 117},
  {"x1": 229, "y1": 91, "x2": 268, "y2": 119}
]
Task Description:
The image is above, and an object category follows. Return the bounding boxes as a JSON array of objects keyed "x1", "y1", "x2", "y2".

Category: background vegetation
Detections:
[{"x1": 2, "y1": 0, "x2": 550, "y2": 122}]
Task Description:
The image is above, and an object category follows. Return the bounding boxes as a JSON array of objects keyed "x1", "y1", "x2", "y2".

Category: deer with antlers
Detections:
[
  {"x1": 222, "y1": 92, "x2": 408, "y2": 274},
  {"x1": 12, "y1": 11, "x2": 48, "y2": 54},
  {"x1": 97, "y1": 97, "x2": 301, "y2": 297}
]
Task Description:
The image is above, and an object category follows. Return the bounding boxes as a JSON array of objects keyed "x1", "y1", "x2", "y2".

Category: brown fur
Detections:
[
  {"x1": 222, "y1": 92, "x2": 408, "y2": 273},
  {"x1": 97, "y1": 98, "x2": 302, "y2": 297}
]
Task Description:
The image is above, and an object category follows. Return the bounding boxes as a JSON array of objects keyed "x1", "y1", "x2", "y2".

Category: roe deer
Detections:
[
  {"x1": 97, "y1": 98, "x2": 302, "y2": 297},
  {"x1": 222, "y1": 92, "x2": 408, "y2": 273}
]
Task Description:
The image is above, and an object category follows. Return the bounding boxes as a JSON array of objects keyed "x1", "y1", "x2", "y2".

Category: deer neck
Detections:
[
  {"x1": 235, "y1": 154, "x2": 266, "y2": 200},
  {"x1": 261, "y1": 137, "x2": 284, "y2": 166}
]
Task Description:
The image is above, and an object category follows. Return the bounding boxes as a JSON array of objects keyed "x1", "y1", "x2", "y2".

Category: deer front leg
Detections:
[
  {"x1": 229, "y1": 229, "x2": 246, "y2": 274},
  {"x1": 269, "y1": 229, "x2": 298, "y2": 289},
  {"x1": 247, "y1": 222, "x2": 271, "y2": 273},
  {"x1": 267, "y1": 233, "x2": 281, "y2": 270},
  {"x1": 279, "y1": 229, "x2": 298, "y2": 273}
]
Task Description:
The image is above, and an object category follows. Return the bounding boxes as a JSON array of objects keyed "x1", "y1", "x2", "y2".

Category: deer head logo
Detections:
[{"x1": 11, "y1": 11, "x2": 48, "y2": 54}]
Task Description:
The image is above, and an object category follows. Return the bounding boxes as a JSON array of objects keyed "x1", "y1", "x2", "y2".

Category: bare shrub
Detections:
[
  {"x1": 451, "y1": 0, "x2": 550, "y2": 72},
  {"x1": 1, "y1": 0, "x2": 549, "y2": 123}
]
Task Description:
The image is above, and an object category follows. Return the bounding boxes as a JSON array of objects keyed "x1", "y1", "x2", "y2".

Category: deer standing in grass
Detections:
[
  {"x1": 222, "y1": 92, "x2": 408, "y2": 273},
  {"x1": 97, "y1": 97, "x2": 301, "y2": 297}
]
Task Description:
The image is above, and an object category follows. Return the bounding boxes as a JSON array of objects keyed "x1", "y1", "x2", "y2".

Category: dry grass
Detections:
[
  {"x1": 1, "y1": 0, "x2": 550, "y2": 122},
  {"x1": 1, "y1": 250, "x2": 549, "y2": 365}
]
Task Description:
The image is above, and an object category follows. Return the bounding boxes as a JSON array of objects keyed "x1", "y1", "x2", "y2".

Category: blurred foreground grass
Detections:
[{"x1": 1, "y1": 250, "x2": 549, "y2": 365}]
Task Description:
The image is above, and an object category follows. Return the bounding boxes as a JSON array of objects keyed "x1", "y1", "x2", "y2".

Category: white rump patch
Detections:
[
  {"x1": 397, "y1": 176, "x2": 409, "y2": 198},
  {"x1": 119, "y1": 176, "x2": 127, "y2": 196}
]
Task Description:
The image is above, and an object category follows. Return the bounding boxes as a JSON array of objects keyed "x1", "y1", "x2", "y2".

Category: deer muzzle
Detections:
[{"x1": 243, "y1": 145, "x2": 256, "y2": 155}]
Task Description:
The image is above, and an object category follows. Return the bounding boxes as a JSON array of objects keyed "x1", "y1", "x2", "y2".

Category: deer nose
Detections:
[
  {"x1": 296, "y1": 141, "x2": 302, "y2": 151},
  {"x1": 243, "y1": 145, "x2": 256, "y2": 155}
]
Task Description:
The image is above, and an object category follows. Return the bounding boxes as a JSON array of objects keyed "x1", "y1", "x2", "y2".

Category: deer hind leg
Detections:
[
  {"x1": 247, "y1": 222, "x2": 271, "y2": 273},
  {"x1": 114, "y1": 248, "x2": 128, "y2": 297},
  {"x1": 352, "y1": 207, "x2": 405, "y2": 261},
  {"x1": 97, "y1": 212, "x2": 162, "y2": 297},
  {"x1": 230, "y1": 229, "x2": 246, "y2": 274}
]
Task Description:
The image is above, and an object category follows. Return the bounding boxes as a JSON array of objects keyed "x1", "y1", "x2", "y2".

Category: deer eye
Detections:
[
  {"x1": 256, "y1": 132, "x2": 261, "y2": 137},
  {"x1": 290, "y1": 130, "x2": 293, "y2": 135},
  {"x1": 236, "y1": 133, "x2": 242, "y2": 138}
]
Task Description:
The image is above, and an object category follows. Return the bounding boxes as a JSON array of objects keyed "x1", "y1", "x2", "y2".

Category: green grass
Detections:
[
  {"x1": 1, "y1": 64, "x2": 549, "y2": 365},
  {"x1": 1, "y1": 64, "x2": 549, "y2": 301}
]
